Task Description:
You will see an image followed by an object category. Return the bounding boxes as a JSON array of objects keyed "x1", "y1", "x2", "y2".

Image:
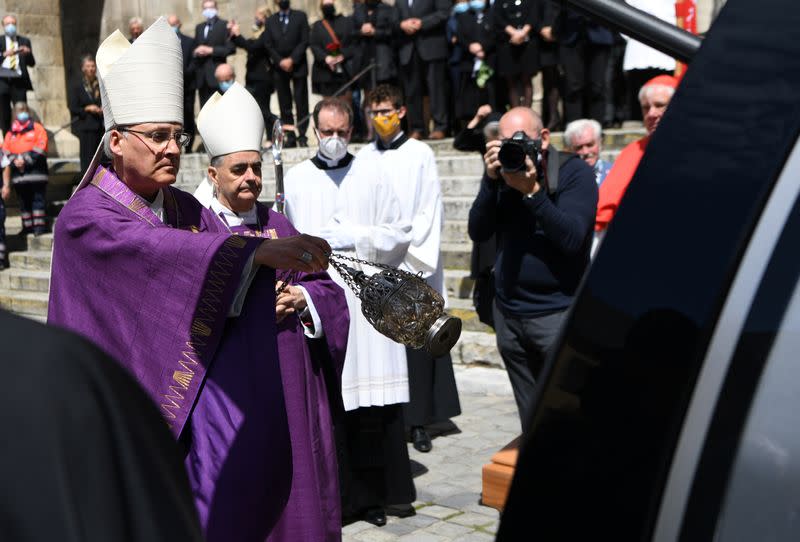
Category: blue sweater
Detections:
[{"x1": 468, "y1": 154, "x2": 598, "y2": 316}]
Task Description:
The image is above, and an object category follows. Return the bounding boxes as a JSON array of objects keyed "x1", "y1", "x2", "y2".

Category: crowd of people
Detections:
[
  {"x1": 0, "y1": 3, "x2": 685, "y2": 539},
  {"x1": 70, "y1": 0, "x2": 677, "y2": 153}
]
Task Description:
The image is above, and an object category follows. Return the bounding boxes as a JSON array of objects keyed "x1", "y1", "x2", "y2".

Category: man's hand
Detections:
[
  {"x1": 229, "y1": 22, "x2": 241, "y2": 37},
  {"x1": 400, "y1": 18, "x2": 419, "y2": 35},
  {"x1": 1, "y1": 184, "x2": 10, "y2": 202},
  {"x1": 194, "y1": 45, "x2": 213, "y2": 57},
  {"x1": 279, "y1": 57, "x2": 294, "y2": 72},
  {"x1": 501, "y1": 155, "x2": 540, "y2": 196},
  {"x1": 18, "y1": 45, "x2": 31, "y2": 55},
  {"x1": 255, "y1": 234, "x2": 331, "y2": 273},
  {"x1": 275, "y1": 284, "x2": 308, "y2": 323},
  {"x1": 468, "y1": 42, "x2": 483, "y2": 55},
  {"x1": 483, "y1": 139, "x2": 502, "y2": 180},
  {"x1": 361, "y1": 22, "x2": 375, "y2": 36},
  {"x1": 85, "y1": 104, "x2": 102, "y2": 115},
  {"x1": 540, "y1": 26, "x2": 555, "y2": 42}
]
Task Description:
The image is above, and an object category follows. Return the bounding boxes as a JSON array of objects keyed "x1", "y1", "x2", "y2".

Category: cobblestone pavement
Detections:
[{"x1": 343, "y1": 366, "x2": 519, "y2": 541}]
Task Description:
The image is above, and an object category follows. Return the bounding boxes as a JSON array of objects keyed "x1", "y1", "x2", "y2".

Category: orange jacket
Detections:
[
  {"x1": 595, "y1": 136, "x2": 650, "y2": 231},
  {"x1": 3, "y1": 121, "x2": 48, "y2": 157}
]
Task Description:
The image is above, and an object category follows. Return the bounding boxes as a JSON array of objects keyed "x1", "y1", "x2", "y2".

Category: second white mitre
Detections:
[{"x1": 197, "y1": 82, "x2": 265, "y2": 159}]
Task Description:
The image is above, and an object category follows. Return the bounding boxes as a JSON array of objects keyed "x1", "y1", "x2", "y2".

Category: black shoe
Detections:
[
  {"x1": 297, "y1": 138, "x2": 308, "y2": 148},
  {"x1": 386, "y1": 504, "x2": 416, "y2": 518},
  {"x1": 284, "y1": 132, "x2": 298, "y2": 148},
  {"x1": 364, "y1": 507, "x2": 386, "y2": 527},
  {"x1": 411, "y1": 426, "x2": 432, "y2": 453}
]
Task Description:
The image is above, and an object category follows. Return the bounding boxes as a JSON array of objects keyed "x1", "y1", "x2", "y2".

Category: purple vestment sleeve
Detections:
[{"x1": 48, "y1": 178, "x2": 262, "y2": 438}]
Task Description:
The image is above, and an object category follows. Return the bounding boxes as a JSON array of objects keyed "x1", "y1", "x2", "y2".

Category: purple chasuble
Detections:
[
  {"x1": 221, "y1": 203, "x2": 349, "y2": 542},
  {"x1": 48, "y1": 166, "x2": 292, "y2": 541}
]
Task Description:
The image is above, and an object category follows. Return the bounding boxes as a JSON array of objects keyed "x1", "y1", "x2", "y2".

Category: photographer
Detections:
[{"x1": 468, "y1": 107, "x2": 597, "y2": 429}]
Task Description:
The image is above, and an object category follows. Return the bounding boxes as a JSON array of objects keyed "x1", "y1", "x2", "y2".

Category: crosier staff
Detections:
[{"x1": 272, "y1": 120, "x2": 286, "y2": 214}]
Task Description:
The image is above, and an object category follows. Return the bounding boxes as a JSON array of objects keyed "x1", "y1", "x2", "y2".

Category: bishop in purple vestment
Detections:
[
  {"x1": 198, "y1": 82, "x2": 350, "y2": 541},
  {"x1": 47, "y1": 17, "x2": 332, "y2": 542}
]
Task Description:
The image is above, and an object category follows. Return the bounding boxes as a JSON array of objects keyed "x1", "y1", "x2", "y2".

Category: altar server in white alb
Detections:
[
  {"x1": 196, "y1": 83, "x2": 350, "y2": 542},
  {"x1": 283, "y1": 97, "x2": 414, "y2": 527},
  {"x1": 357, "y1": 84, "x2": 461, "y2": 454}
]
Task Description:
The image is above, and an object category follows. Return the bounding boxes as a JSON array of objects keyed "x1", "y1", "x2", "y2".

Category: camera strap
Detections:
[{"x1": 544, "y1": 146, "x2": 577, "y2": 195}]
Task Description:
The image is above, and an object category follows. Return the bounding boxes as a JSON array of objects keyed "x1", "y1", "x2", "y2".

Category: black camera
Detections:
[{"x1": 498, "y1": 131, "x2": 542, "y2": 173}]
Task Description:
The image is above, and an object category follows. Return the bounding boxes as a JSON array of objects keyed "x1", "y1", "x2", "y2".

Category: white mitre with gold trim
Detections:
[
  {"x1": 75, "y1": 16, "x2": 184, "y2": 191},
  {"x1": 197, "y1": 82, "x2": 264, "y2": 159}
]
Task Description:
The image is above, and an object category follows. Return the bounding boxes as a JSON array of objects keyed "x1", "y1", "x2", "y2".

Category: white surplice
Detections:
[
  {"x1": 284, "y1": 154, "x2": 413, "y2": 411},
  {"x1": 356, "y1": 136, "x2": 447, "y2": 303}
]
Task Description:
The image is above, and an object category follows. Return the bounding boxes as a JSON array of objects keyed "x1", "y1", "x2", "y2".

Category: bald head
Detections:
[
  {"x1": 499, "y1": 107, "x2": 544, "y2": 140},
  {"x1": 167, "y1": 14, "x2": 181, "y2": 27},
  {"x1": 214, "y1": 63, "x2": 235, "y2": 82},
  {"x1": 498, "y1": 107, "x2": 549, "y2": 150}
]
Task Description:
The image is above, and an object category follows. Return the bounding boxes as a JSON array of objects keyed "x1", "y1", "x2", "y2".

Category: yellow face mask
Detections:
[{"x1": 372, "y1": 112, "x2": 401, "y2": 139}]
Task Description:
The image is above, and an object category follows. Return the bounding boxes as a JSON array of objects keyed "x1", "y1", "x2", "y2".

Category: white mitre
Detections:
[
  {"x1": 75, "y1": 17, "x2": 184, "y2": 191},
  {"x1": 197, "y1": 83, "x2": 265, "y2": 159}
]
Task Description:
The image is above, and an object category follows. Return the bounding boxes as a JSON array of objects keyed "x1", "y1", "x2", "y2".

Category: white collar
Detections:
[
  {"x1": 148, "y1": 189, "x2": 165, "y2": 221},
  {"x1": 315, "y1": 151, "x2": 345, "y2": 168},
  {"x1": 210, "y1": 197, "x2": 259, "y2": 227}
]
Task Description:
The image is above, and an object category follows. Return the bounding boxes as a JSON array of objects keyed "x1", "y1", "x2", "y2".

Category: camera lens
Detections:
[{"x1": 498, "y1": 141, "x2": 527, "y2": 172}]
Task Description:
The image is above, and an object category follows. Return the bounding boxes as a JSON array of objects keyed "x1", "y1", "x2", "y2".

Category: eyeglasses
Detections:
[
  {"x1": 367, "y1": 108, "x2": 397, "y2": 118},
  {"x1": 119, "y1": 128, "x2": 192, "y2": 149}
]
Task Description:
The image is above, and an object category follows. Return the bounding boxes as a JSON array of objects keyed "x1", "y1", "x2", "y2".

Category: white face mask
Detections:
[
  {"x1": 202, "y1": 8, "x2": 218, "y2": 20},
  {"x1": 317, "y1": 131, "x2": 348, "y2": 162}
]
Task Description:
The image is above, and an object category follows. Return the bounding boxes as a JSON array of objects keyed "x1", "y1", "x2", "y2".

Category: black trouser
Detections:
[
  {"x1": 541, "y1": 64, "x2": 563, "y2": 131},
  {"x1": 0, "y1": 82, "x2": 28, "y2": 134},
  {"x1": 77, "y1": 129, "x2": 103, "y2": 174},
  {"x1": 560, "y1": 41, "x2": 611, "y2": 124},
  {"x1": 493, "y1": 303, "x2": 567, "y2": 431},
  {"x1": 273, "y1": 70, "x2": 309, "y2": 143},
  {"x1": 401, "y1": 51, "x2": 449, "y2": 134},
  {"x1": 604, "y1": 40, "x2": 627, "y2": 124},
  {"x1": 183, "y1": 85, "x2": 197, "y2": 151},
  {"x1": 14, "y1": 181, "x2": 47, "y2": 234},
  {"x1": 246, "y1": 78, "x2": 277, "y2": 138}
]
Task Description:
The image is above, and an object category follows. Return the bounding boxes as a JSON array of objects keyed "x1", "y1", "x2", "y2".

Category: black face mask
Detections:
[
  {"x1": 278, "y1": 0, "x2": 290, "y2": 10},
  {"x1": 321, "y1": 4, "x2": 336, "y2": 18}
]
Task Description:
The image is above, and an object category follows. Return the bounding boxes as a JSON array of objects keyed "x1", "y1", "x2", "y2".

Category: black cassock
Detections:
[{"x1": 0, "y1": 309, "x2": 202, "y2": 542}]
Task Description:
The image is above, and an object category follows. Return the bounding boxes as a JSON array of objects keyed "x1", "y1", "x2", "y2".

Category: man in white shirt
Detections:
[
  {"x1": 357, "y1": 84, "x2": 461, "y2": 454},
  {"x1": 284, "y1": 96, "x2": 414, "y2": 527}
]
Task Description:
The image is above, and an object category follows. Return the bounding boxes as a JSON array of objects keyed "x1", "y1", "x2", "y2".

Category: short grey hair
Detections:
[
  {"x1": 210, "y1": 155, "x2": 225, "y2": 167},
  {"x1": 638, "y1": 84, "x2": 675, "y2": 103},
  {"x1": 102, "y1": 128, "x2": 128, "y2": 159},
  {"x1": 129, "y1": 16, "x2": 143, "y2": 26},
  {"x1": 564, "y1": 119, "x2": 602, "y2": 148}
]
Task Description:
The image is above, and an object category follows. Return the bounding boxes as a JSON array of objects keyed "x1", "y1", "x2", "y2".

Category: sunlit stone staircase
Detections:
[{"x1": 0, "y1": 129, "x2": 645, "y2": 366}]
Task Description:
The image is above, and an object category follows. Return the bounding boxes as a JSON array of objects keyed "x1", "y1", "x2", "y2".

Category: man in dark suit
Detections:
[
  {"x1": 0, "y1": 14, "x2": 35, "y2": 134},
  {"x1": 555, "y1": 7, "x2": 614, "y2": 124},
  {"x1": 67, "y1": 55, "x2": 104, "y2": 173},
  {"x1": 169, "y1": 14, "x2": 198, "y2": 150},
  {"x1": 264, "y1": 0, "x2": 310, "y2": 147},
  {"x1": 394, "y1": 0, "x2": 450, "y2": 139},
  {"x1": 193, "y1": 1, "x2": 235, "y2": 107}
]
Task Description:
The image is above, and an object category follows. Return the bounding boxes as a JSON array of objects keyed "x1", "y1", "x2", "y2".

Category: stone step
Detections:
[
  {"x1": 0, "y1": 290, "x2": 49, "y2": 317},
  {"x1": 444, "y1": 220, "x2": 469, "y2": 245},
  {"x1": 0, "y1": 269, "x2": 50, "y2": 293},
  {"x1": 442, "y1": 242, "x2": 471, "y2": 270},
  {"x1": 443, "y1": 196, "x2": 474, "y2": 222},
  {"x1": 445, "y1": 269, "x2": 474, "y2": 300},
  {"x1": 450, "y1": 330, "x2": 502, "y2": 368},
  {"x1": 8, "y1": 250, "x2": 53, "y2": 271},
  {"x1": 448, "y1": 297, "x2": 493, "y2": 334}
]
